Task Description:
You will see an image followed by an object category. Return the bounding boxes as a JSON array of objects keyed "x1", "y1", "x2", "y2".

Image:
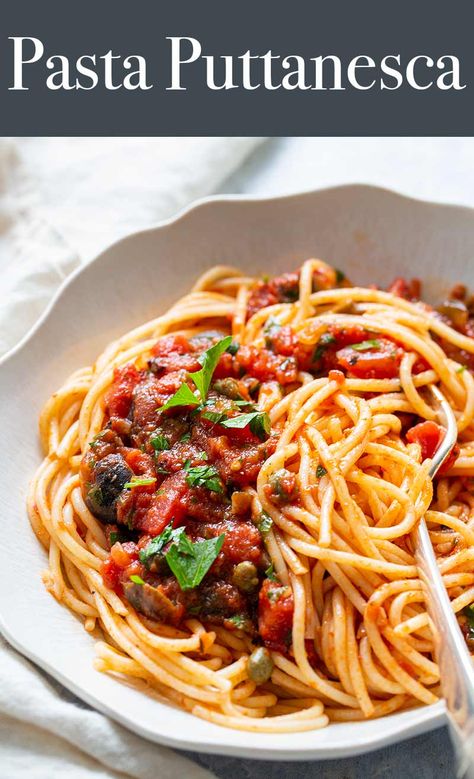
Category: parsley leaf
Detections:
[
  {"x1": 352, "y1": 339, "x2": 381, "y2": 352},
  {"x1": 202, "y1": 410, "x2": 228, "y2": 424},
  {"x1": 160, "y1": 383, "x2": 200, "y2": 412},
  {"x1": 227, "y1": 614, "x2": 247, "y2": 629},
  {"x1": 166, "y1": 533, "x2": 225, "y2": 590},
  {"x1": 221, "y1": 411, "x2": 271, "y2": 440},
  {"x1": 130, "y1": 574, "x2": 145, "y2": 585},
  {"x1": 183, "y1": 460, "x2": 223, "y2": 493},
  {"x1": 457, "y1": 365, "x2": 467, "y2": 374},
  {"x1": 191, "y1": 336, "x2": 233, "y2": 402},
  {"x1": 335, "y1": 269, "x2": 346, "y2": 283},
  {"x1": 257, "y1": 512, "x2": 273, "y2": 536},
  {"x1": 316, "y1": 465, "x2": 327, "y2": 478},
  {"x1": 89, "y1": 430, "x2": 107, "y2": 450},
  {"x1": 264, "y1": 316, "x2": 282, "y2": 347},
  {"x1": 180, "y1": 432, "x2": 191, "y2": 442},
  {"x1": 139, "y1": 524, "x2": 185, "y2": 568},
  {"x1": 267, "y1": 586, "x2": 288, "y2": 603},
  {"x1": 123, "y1": 475, "x2": 157, "y2": 489},
  {"x1": 159, "y1": 337, "x2": 232, "y2": 412},
  {"x1": 109, "y1": 529, "x2": 129, "y2": 546},
  {"x1": 150, "y1": 434, "x2": 170, "y2": 451},
  {"x1": 265, "y1": 563, "x2": 278, "y2": 582},
  {"x1": 313, "y1": 332, "x2": 336, "y2": 362}
]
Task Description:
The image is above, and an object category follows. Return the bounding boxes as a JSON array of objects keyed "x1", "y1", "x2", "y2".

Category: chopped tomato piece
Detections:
[
  {"x1": 105, "y1": 364, "x2": 141, "y2": 418},
  {"x1": 150, "y1": 334, "x2": 201, "y2": 375},
  {"x1": 336, "y1": 338, "x2": 404, "y2": 379},
  {"x1": 406, "y1": 420, "x2": 459, "y2": 473},
  {"x1": 235, "y1": 344, "x2": 298, "y2": 385},
  {"x1": 137, "y1": 473, "x2": 189, "y2": 535},
  {"x1": 101, "y1": 557, "x2": 123, "y2": 595},
  {"x1": 258, "y1": 579, "x2": 294, "y2": 654}
]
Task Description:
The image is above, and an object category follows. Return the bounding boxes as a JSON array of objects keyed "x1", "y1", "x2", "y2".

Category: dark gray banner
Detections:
[{"x1": 0, "y1": 0, "x2": 473, "y2": 136}]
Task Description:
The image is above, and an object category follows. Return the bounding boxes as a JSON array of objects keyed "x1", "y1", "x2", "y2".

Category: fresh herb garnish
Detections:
[
  {"x1": 123, "y1": 475, "x2": 157, "y2": 489},
  {"x1": 202, "y1": 410, "x2": 228, "y2": 424},
  {"x1": 160, "y1": 336, "x2": 232, "y2": 412},
  {"x1": 316, "y1": 465, "x2": 327, "y2": 478},
  {"x1": 257, "y1": 512, "x2": 273, "y2": 536},
  {"x1": 183, "y1": 460, "x2": 223, "y2": 493},
  {"x1": 190, "y1": 336, "x2": 233, "y2": 402},
  {"x1": 139, "y1": 524, "x2": 185, "y2": 568},
  {"x1": 227, "y1": 614, "x2": 247, "y2": 629},
  {"x1": 352, "y1": 339, "x2": 381, "y2": 352},
  {"x1": 267, "y1": 586, "x2": 288, "y2": 603},
  {"x1": 335, "y1": 269, "x2": 346, "y2": 283},
  {"x1": 221, "y1": 411, "x2": 271, "y2": 440},
  {"x1": 150, "y1": 434, "x2": 170, "y2": 451},
  {"x1": 89, "y1": 430, "x2": 107, "y2": 449},
  {"x1": 160, "y1": 382, "x2": 200, "y2": 412},
  {"x1": 457, "y1": 365, "x2": 467, "y2": 374},
  {"x1": 180, "y1": 432, "x2": 191, "y2": 442},
  {"x1": 264, "y1": 316, "x2": 282, "y2": 347},
  {"x1": 129, "y1": 574, "x2": 145, "y2": 585},
  {"x1": 313, "y1": 332, "x2": 336, "y2": 362},
  {"x1": 265, "y1": 563, "x2": 278, "y2": 582},
  {"x1": 166, "y1": 533, "x2": 225, "y2": 591}
]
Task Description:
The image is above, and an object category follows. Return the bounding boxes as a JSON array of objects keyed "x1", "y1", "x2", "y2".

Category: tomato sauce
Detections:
[{"x1": 81, "y1": 268, "x2": 468, "y2": 650}]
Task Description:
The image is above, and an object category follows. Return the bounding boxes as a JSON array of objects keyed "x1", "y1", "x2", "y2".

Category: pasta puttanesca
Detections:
[{"x1": 28, "y1": 259, "x2": 474, "y2": 732}]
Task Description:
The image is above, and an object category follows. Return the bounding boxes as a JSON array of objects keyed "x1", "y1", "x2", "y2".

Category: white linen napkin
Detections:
[
  {"x1": 0, "y1": 137, "x2": 263, "y2": 357},
  {"x1": 0, "y1": 136, "x2": 264, "y2": 777}
]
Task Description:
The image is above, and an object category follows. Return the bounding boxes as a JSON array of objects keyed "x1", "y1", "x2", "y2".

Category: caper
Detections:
[
  {"x1": 232, "y1": 561, "x2": 258, "y2": 593},
  {"x1": 247, "y1": 647, "x2": 274, "y2": 684}
]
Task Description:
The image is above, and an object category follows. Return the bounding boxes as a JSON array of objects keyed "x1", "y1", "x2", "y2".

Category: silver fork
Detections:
[{"x1": 413, "y1": 385, "x2": 474, "y2": 777}]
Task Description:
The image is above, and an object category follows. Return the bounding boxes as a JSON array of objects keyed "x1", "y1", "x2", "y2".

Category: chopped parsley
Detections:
[
  {"x1": 160, "y1": 336, "x2": 232, "y2": 412},
  {"x1": 202, "y1": 410, "x2": 228, "y2": 424},
  {"x1": 160, "y1": 382, "x2": 200, "y2": 412},
  {"x1": 150, "y1": 434, "x2": 170, "y2": 451},
  {"x1": 180, "y1": 432, "x2": 191, "y2": 442},
  {"x1": 227, "y1": 614, "x2": 247, "y2": 629},
  {"x1": 263, "y1": 316, "x2": 282, "y2": 347},
  {"x1": 109, "y1": 529, "x2": 129, "y2": 546},
  {"x1": 352, "y1": 339, "x2": 381, "y2": 351},
  {"x1": 166, "y1": 532, "x2": 225, "y2": 591},
  {"x1": 335, "y1": 269, "x2": 346, "y2": 283},
  {"x1": 183, "y1": 460, "x2": 223, "y2": 493},
  {"x1": 89, "y1": 430, "x2": 107, "y2": 449},
  {"x1": 139, "y1": 524, "x2": 185, "y2": 568},
  {"x1": 316, "y1": 465, "x2": 327, "y2": 478},
  {"x1": 129, "y1": 575, "x2": 145, "y2": 585},
  {"x1": 256, "y1": 512, "x2": 273, "y2": 536},
  {"x1": 123, "y1": 475, "x2": 157, "y2": 489},
  {"x1": 457, "y1": 365, "x2": 467, "y2": 374},
  {"x1": 267, "y1": 586, "x2": 288, "y2": 603},
  {"x1": 265, "y1": 563, "x2": 278, "y2": 582},
  {"x1": 313, "y1": 332, "x2": 336, "y2": 362},
  {"x1": 221, "y1": 410, "x2": 271, "y2": 440}
]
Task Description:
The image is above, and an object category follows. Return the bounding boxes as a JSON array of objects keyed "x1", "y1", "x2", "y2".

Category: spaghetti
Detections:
[{"x1": 28, "y1": 259, "x2": 474, "y2": 732}]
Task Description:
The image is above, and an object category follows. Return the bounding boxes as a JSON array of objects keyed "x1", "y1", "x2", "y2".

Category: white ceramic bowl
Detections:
[{"x1": 2, "y1": 185, "x2": 474, "y2": 760}]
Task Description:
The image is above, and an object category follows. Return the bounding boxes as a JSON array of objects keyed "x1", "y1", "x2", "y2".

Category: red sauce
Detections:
[
  {"x1": 406, "y1": 420, "x2": 459, "y2": 474},
  {"x1": 81, "y1": 267, "x2": 469, "y2": 653}
]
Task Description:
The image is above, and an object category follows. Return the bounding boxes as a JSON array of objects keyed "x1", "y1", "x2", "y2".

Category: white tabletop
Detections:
[{"x1": 222, "y1": 137, "x2": 474, "y2": 209}]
